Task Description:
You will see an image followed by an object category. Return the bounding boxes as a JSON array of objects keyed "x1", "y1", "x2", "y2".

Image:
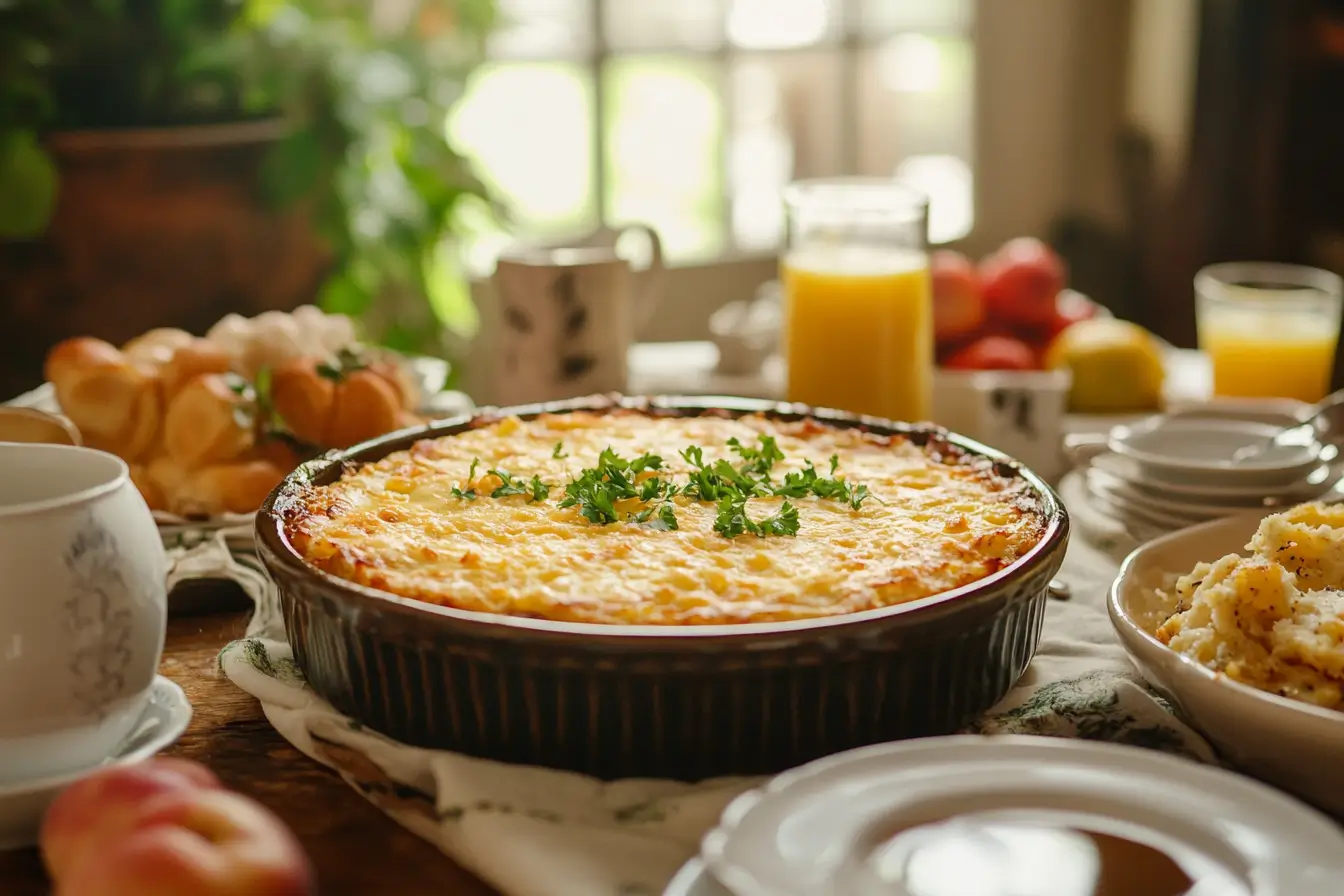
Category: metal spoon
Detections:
[{"x1": 1230, "y1": 389, "x2": 1344, "y2": 463}]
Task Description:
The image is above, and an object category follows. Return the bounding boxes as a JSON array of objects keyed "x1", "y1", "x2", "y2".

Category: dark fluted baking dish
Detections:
[{"x1": 256, "y1": 394, "x2": 1069, "y2": 780}]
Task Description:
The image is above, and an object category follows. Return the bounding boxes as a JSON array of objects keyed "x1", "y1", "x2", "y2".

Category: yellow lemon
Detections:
[{"x1": 1045, "y1": 318, "x2": 1165, "y2": 413}]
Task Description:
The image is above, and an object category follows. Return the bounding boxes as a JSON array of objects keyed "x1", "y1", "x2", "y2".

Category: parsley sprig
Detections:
[
  {"x1": 451, "y1": 458, "x2": 550, "y2": 503},
  {"x1": 557, "y1": 448, "x2": 677, "y2": 529},
  {"x1": 445, "y1": 434, "x2": 874, "y2": 539},
  {"x1": 558, "y1": 434, "x2": 873, "y2": 538}
]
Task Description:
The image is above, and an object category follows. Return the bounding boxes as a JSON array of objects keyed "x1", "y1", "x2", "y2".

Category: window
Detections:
[{"x1": 448, "y1": 0, "x2": 976, "y2": 334}]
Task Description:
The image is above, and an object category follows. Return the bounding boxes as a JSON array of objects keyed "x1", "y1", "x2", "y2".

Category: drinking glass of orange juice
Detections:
[
  {"x1": 1195, "y1": 262, "x2": 1344, "y2": 403},
  {"x1": 781, "y1": 178, "x2": 932, "y2": 422}
]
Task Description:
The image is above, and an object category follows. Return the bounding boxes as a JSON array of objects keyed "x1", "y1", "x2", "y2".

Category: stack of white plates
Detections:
[
  {"x1": 665, "y1": 736, "x2": 1344, "y2": 895},
  {"x1": 1068, "y1": 414, "x2": 1341, "y2": 538}
]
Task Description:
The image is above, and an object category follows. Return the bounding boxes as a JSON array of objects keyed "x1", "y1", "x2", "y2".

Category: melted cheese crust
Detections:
[{"x1": 284, "y1": 411, "x2": 1047, "y2": 625}]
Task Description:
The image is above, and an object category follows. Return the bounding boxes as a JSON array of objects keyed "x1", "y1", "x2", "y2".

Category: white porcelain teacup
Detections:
[{"x1": 0, "y1": 443, "x2": 167, "y2": 784}]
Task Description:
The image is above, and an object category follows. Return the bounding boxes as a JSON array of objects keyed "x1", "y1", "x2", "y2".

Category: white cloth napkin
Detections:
[{"x1": 159, "y1": 525, "x2": 1215, "y2": 896}]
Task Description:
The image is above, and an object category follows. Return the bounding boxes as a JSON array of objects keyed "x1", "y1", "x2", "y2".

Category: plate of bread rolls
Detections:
[{"x1": 25, "y1": 306, "x2": 471, "y2": 526}]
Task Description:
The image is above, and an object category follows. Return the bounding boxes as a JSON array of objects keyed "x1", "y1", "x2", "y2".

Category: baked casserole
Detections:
[{"x1": 283, "y1": 409, "x2": 1047, "y2": 625}]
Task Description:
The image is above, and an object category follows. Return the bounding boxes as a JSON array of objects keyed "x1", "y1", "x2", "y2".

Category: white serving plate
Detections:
[
  {"x1": 1110, "y1": 513, "x2": 1344, "y2": 817},
  {"x1": 700, "y1": 736, "x2": 1343, "y2": 896}
]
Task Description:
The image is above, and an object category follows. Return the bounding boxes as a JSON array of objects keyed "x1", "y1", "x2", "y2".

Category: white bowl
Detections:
[
  {"x1": 1109, "y1": 417, "x2": 1322, "y2": 486},
  {"x1": 1109, "y1": 513, "x2": 1344, "y2": 816}
]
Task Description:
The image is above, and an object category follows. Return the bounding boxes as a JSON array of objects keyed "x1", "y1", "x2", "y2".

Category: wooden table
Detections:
[{"x1": 0, "y1": 612, "x2": 496, "y2": 896}]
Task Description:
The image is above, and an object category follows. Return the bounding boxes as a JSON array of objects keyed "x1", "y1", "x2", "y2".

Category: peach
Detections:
[
  {"x1": 51, "y1": 788, "x2": 313, "y2": 896},
  {"x1": 42, "y1": 758, "x2": 222, "y2": 881},
  {"x1": 931, "y1": 249, "x2": 985, "y2": 343}
]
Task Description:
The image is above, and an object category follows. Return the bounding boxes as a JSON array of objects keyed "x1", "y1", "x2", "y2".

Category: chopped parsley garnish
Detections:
[
  {"x1": 451, "y1": 458, "x2": 550, "y2": 503},
  {"x1": 552, "y1": 441, "x2": 567, "y2": 459},
  {"x1": 557, "y1": 448, "x2": 672, "y2": 527},
  {"x1": 727, "y1": 434, "x2": 785, "y2": 479},
  {"x1": 554, "y1": 436, "x2": 875, "y2": 538},
  {"x1": 451, "y1": 458, "x2": 481, "y2": 500},
  {"x1": 713, "y1": 495, "x2": 800, "y2": 538}
]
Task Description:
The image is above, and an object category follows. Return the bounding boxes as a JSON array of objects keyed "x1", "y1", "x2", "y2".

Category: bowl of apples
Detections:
[{"x1": 930, "y1": 238, "x2": 1166, "y2": 481}]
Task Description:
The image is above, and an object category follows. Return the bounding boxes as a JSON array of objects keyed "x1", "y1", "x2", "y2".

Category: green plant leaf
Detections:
[
  {"x1": 0, "y1": 130, "x2": 57, "y2": 239},
  {"x1": 260, "y1": 126, "x2": 322, "y2": 207}
]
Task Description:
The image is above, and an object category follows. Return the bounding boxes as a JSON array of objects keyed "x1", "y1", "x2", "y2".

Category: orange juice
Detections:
[
  {"x1": 782, "y1": 246, "x2": 933, "y2": 421},
  {"x1": 1201, "y1": 314, "x2": 1338, "y2": 402}
]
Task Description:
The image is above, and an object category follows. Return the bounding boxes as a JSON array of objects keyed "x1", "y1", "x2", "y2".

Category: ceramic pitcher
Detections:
[{"x1": 473, "y1": 225, "x2": 665, "y2": 406}]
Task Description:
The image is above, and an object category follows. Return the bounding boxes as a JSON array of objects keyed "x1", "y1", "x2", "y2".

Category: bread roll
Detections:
[
  {"x1": 173, "y1": 459, "x2": 287, "y2": 517},
  {"x1": 326, "y1": 369, "x2": 403, "y2": 448},
  {"x1": 160, "y1": 339, "x2": 233, "y2": 398},
  {"x1": 205, "y1": 313, "x2": 254, "y2": 371},
  {"x1": 162, "y1": 373, "x2": 253, "y2": 468},
  {"x1": 241, "y1": 311, "x2": 310, "y2": 379},
  {"x1": 145, "y1": 454, "x2": 191, "y2": 508},
  {"x1": 44, "y1": 337, "x2": 163, "y2": 461},
  {"x1": 122, "y1": 328, "x2": 194, "y2": 367},
  {"x1": 128, "y1": 463, "x2": 167, "y2": 512},
  {"x1": 268, "y1": 359, "x2": 336, "y2": 447},
  {"x1": 291, "y1": 305, "x2": 359, "y2": 356}
]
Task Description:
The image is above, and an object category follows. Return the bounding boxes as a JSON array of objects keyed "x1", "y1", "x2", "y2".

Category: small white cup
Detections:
[
  {"x1": 933, "y1": 369, "x2": 1072, "y2": 481},
  {"x1": 0, "y1": 443, "x2": 167, "y2": 784}
]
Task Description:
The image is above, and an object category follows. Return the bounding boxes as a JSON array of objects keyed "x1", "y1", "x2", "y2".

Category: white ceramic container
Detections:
[
  {"x1": 1110, "y1": 512, "x2": 1344, "y2": 816},
  {"x1": 931, "y1": 369, "x2": 1072, "y2": 482},
  {"x1": 0, "y1": 443, "x2": 167, "y2": 784}
]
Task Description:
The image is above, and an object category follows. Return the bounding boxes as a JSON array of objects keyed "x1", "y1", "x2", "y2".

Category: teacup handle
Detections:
[
  {"x1": 587, "y1": 223, "x2": 666, "y2": 335},
  {"x1": 1063, "y1": 432, "x2": 1108, "y2": 467}
]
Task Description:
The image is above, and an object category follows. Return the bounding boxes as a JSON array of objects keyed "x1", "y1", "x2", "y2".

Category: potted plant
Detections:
[{"x1": 0, "y1": 0, "x2": 494, "y2": 397}]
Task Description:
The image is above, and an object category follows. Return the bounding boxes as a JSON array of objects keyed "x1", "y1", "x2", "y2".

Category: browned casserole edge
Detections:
[{"x1": 255, "y1": 393, "x2": 1069, "y2": 649}]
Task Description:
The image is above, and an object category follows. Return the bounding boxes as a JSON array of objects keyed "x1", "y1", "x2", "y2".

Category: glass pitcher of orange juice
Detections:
[
  {"x1": 1196, "y1": 262, "x2": 1344, "y2": 403},
  {"x1": 781, "y1": 178, "x2": 932, "y2": 421}
]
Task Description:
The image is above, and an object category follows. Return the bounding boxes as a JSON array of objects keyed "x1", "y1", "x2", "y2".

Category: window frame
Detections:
[{"x1": 474, "y1": 0, "x2": 1112, "y2": 341}]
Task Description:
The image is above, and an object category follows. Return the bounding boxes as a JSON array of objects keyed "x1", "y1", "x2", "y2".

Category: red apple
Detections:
[
  {"x1": 979, "y1": 237, "x2": 1066, "y2": 327},
  {"x1": 1017, "y1": 289, "x2": 1105, "y2": 353},
  {"x1": 42, "y1": 758, "x2": 223, "y2": 881},
  {"x1": 942, "y1": 335, "x2": 1039, "y2": 371},
  {"x1": 931, "y1": 249, "x2": 985, "y2": 342},
  {"x1": 51, "y1": 788, "x2": 313, "y2": 896}
]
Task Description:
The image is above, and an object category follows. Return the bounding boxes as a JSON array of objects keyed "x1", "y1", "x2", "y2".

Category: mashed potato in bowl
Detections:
[{"x1": 1156, "y1": 502, "x2": 1344, "y2": 711}]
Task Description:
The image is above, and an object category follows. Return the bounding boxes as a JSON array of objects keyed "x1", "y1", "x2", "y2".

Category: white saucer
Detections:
[
  {"x1": 700, "y1": 736, "x2": 1344, "y2": 896},
  {"x1": 1090, "y1": 452, "x2": 1339, "y2": 503},
  {"x1": 664, "y1": 859, "x2": 731, "y2": 896},
  {"x1": 0, "y1": 676, "x2": 192, "y2": 851}
]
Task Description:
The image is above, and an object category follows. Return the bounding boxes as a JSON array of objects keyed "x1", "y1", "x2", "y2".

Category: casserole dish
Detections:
[{"x1": 256, "y1": 395, "x2": 1069, "y2": 780}]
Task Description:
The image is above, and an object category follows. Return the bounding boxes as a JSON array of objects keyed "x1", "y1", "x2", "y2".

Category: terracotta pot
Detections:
[{"x1": 0, "y1": 120, "x2": 330, "y2": 398}]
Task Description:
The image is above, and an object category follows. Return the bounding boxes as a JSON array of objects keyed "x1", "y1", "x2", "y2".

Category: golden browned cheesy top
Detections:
[{"x1": 284, "y1": 411, "x2": 1046, "y2": 625}]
